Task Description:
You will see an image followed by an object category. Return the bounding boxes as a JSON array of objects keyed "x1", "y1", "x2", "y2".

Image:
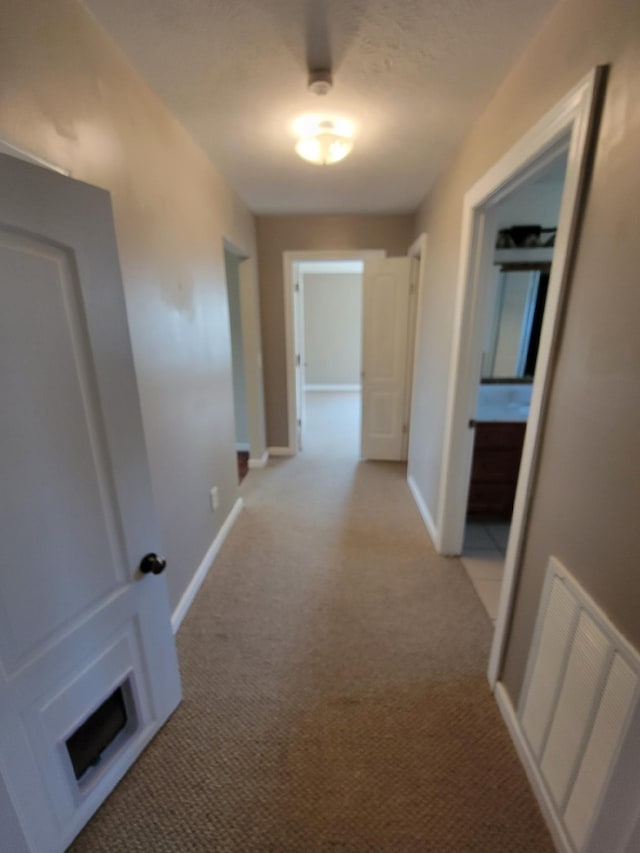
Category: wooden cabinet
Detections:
[{"x1": 467, "y1": 421, "x2": 526, "y2": 520}]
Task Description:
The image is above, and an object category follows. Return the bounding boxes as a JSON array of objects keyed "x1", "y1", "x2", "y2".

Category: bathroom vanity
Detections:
[
  {"x1": 467, "y1": 383, "x2": 530, "y2": 520},
  {"x1": 467, "y1": 421, "x2": 526, "y2": 519}
]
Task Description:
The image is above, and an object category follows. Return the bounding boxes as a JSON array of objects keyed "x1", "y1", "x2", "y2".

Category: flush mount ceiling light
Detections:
[{"x1": 294, "y1": 117, "x2": 354, "y2": 166}]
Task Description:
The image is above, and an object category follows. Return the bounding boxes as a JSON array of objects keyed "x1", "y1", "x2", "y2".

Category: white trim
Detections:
[
  {"x1": 407, "y1": 233, "x2": 426, "y2": 259},
  {"x1": 248, "y1": 450, "x2": 269, "y2": 469},
  {"x1": 222, "y1": 236, "x2": 250, "y2": 260},
  {"x1": 267, "y1": 446, "x2": 294, "y2": 457},
  {"x1": 429, "y1": 68, "x2": 604, "y2": 688},
  {"x1": 223, "y1": 236, "x2": 268, "y2": 466},
  {"x1": 407, "y1": 475, "x2": 441, "y2": 550},
  {"x1": 304, "y1": 383, "x2": 361, "y2": 392},
  {"x1": 406, "y1": 233, "x2": 428, "y2": 465},
  {"x1": 495, "y1": 682, "x2": 572, "y2": 853},
  {"x1": 298, "y1": 259, "x2": 364, "y2": 274},
  {"x1": 283, "y1": 249, "x2": 385, "y2": 455},
  {"x1": 235, "y1": 442, "x2": 250, "y2": 452},
  {"x1": 0, "y1": 139, "x2": 70, "y2": 175},
  {"x1": 171, "y1": 497, "x2": 244, "y2": 633},
  {"x1": 402, "y1": 253, "x2": 423, "y2": 459}
]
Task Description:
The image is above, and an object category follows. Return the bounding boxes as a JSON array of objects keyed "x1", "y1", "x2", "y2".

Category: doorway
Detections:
[
  {"x1": 283, "y1": 249, "x2": 418, "y2": 461},
  {"x1": 223, "y1": 239, "x2": 268, "y2": 482},
  {"x1": 460, "y1": 153, "x2": 568, "y2": 623},
  {"x1": 432, "y1": 68, "x2": 604, "y2": 686},
  {"x1": 294, "y1": 259, "x2": 363, "y2": 456},
  {"x1": 224, "y1": 245, "x2": 250, "y2": 482},
  {"x1": 283, "y1": 250, "x2": 383, "y2": 457}
]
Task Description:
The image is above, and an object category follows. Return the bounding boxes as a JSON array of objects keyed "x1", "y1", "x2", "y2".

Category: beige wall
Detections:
[
  {"x1": 303, "y1": 272, "x2": 362, "y2": 386},
  {"x1": 0, "y1": 0, "x2": 258, "y2": 613},
  {"x1": 495, "y1": 177, "x2": 565, "y2": 232},
  {"x1": 256, "y1": 214, "x2": 414, "y2": 446},
  {"x1": 409, "y1": 0, "x2": 640, "y2": 704}
]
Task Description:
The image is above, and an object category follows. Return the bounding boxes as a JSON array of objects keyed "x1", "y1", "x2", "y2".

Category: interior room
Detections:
[{"x1": 1, "y1": 1, "x2": 640, "y2": 852}]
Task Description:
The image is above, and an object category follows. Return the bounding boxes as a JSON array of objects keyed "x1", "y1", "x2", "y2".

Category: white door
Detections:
[
  {"x1": 361, "y1": 257, "x2": 413, "y2": 460},
  {"x1": 0, "y1": 155, "x2": 181, "y2": 853},
  {"x1": 293, "y1": 270, "x2": 306, "y2": 449}
]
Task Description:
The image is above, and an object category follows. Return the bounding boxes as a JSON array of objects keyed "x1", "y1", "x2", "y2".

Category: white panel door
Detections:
[
  {"x1": 294, "y1": 271, "x2": 306, "y2": 450},
  {"x1": 361, "y1": 257, "x2": 412, "y2": 460},
  {"x1": 0, "y1": 155, "x2": 181, "y2": 853}
]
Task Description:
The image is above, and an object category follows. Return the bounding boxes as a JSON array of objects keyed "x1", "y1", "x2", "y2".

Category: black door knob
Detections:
[{"x1": 139, "y1": 553, "x2": 167, "y2": 575}]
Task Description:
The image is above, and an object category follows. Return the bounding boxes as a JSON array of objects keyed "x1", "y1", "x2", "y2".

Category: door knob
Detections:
[{"x1": 139, "y1": 553, "x2": 167, "y2": 575}]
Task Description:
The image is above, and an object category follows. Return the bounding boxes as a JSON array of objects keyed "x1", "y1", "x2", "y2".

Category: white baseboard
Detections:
[
  {"x1": 235, "y1": 442, "x2": 250, "y2": 452},
  {"x1": 304, "y1": 384, "x2": 361, "y2": 392},
  {"x1": 267, "y1": 446, "x2": 294, "y2": 457},
  {"x1": 407, "y1": 474, "x2": 440, "y2": 550},
  {"x1": 171, "y1": 497, "x2": 243, "y2": 633},
  {"x1": 248, "y1": 450, "x2": 269, "y2": 469},
  {"x1": 494, "y1": 682, "x2": 571, "y2": 853}
]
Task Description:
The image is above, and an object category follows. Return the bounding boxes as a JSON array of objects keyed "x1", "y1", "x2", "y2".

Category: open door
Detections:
[
  {"x1": 0, "y1": 155, "x2": 181, "y2": 853},
  {"x1": 293, "y1": 268, "x2": 306, "y2": 450},
  {"x1": 361, "y1": 257, "x2": 413, "y2": 460}
]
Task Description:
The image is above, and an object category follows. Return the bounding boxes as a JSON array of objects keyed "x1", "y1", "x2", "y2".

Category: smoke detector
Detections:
[{"x1": 308, "y1": 70, "x2": 333, "y2": 96}]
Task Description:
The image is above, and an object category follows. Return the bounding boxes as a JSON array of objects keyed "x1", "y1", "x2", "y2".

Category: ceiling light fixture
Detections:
[{"x1": 294, "y1": 118, "x2": 354, "y2": 166}]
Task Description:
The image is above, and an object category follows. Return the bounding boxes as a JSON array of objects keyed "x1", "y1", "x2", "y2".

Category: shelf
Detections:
[{"x1": 494, "y1": 247, "x2": 554, "y2": 265}]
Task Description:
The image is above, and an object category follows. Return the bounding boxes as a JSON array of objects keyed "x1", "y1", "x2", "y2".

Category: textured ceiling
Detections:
[{"x1": 83, "y1": 0, "x2": 558, "y2": 215}]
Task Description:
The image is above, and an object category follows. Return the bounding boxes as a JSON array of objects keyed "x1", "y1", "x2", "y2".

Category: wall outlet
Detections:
[{"x1": 209, "y1": 486, "x2": 219, "y2": 511}]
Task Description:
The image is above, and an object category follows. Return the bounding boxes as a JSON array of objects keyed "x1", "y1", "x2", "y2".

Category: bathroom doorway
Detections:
[
  {"x1": 432, "y1": 69, "x2": 604, "y2": 686},
  {"x1": 461, "y1": 154, "x2": 568, "y2": 623}
]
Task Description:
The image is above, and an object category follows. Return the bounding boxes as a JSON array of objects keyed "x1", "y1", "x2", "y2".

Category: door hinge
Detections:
[
  {"x1": 297, "y1": 418, "x2": 302, "y2": 427},
  {"x1": 296, "y1": 354, "x2": 301, "y2": 366},
  {"x1": 402, "y1": 424, "x2": 408, "y2": 434},
  {"x1": 294, "y1": 282, "x2": 300, "y2": 292}
]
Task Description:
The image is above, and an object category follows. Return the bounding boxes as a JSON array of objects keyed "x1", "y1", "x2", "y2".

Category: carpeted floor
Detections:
[{"x1": 70, "y1": 395, "x2": 552, "y2": 852}]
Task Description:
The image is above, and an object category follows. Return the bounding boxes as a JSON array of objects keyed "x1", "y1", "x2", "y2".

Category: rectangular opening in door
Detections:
[{"x1": 66, "y1": 679, "x2": 137, "y2": 784}]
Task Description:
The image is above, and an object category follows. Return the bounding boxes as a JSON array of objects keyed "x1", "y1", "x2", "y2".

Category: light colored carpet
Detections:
[{"x1": 71, "y1": 397, "x2": 552, "y2": 852}]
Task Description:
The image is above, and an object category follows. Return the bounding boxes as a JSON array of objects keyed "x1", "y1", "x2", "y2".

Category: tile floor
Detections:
[{"x1": 461, "y1": 522, "x2": 510, "y2": 622}]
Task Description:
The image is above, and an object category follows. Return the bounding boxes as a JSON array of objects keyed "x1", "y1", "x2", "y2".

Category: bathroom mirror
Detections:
[{"x1": 481, "y1": 264, "x2": 549, "y2": 381}]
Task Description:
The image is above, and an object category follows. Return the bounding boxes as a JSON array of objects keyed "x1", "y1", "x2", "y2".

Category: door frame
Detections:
[
  {"x1": 282, "y1": 249, "x2": 384, "y2": 455},
  {"x1": 223, "y1": 237, "x2": 268, "y2": 468},
  {"x1": 406, "y1": 234, "x2": 428, "y2": 461},
  {"x1": 434, "y1": 67, "x2": 605, "y2": 688},
  {"x1": 0, "y1": 137, "x2": 69, "y2": 175}
]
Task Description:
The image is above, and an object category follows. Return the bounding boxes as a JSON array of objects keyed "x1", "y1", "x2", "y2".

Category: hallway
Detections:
[
  {"x1": 302, "y1": 390, "x2": 361, "y2": 457},
  {"x1": 71, "y1": 444, "x2": 552, "y2": 851}
]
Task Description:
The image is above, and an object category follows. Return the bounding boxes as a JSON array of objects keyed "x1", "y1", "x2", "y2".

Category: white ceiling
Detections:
[{"x1": 83, "y1": 0, "x2": 558, "y2": 215}]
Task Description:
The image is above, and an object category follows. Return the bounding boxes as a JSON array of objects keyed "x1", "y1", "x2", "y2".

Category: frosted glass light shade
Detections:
[{"x1": 295, "y1": 120, "x2": 353, "y2": 165}]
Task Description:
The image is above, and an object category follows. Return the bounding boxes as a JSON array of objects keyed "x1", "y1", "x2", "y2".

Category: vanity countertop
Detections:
[{"x1": 475, "y1": 382, "x2": 532, "y2": 423}]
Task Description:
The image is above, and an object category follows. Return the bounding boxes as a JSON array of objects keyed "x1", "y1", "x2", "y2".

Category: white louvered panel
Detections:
[
  {"x1": 565, "y1": 653, "x2": 638, "y2": 851},
  {"x1": 521, "y1": 576, "x2": 578, "y2": 757},
  {"x1": 540, "y1": 611, "x2": 610, "y2": 808}
]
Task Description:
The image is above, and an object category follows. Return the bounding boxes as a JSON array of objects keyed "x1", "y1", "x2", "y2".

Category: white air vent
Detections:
[{"x1": 518, "y1": 557, "x2": 640, "y2": 852}]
